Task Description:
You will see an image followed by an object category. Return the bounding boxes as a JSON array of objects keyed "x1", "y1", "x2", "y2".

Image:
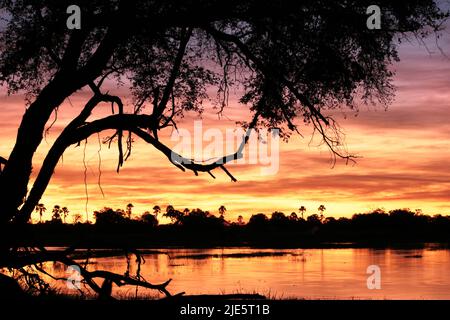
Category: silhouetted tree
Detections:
[
  {"x1": 35, "y1": 203, "x2": 46, "y2": 223},
  {"x1": 324, "y1": 217, "x2": 336, "y2": 224},
  {"x1": 72, "y1": 213, "x2": 82, "y2": 224},
  {"x1": 307, "y1": 214, "x2": 322, "y2": 225},
  {"x1": 270, "y1": 211, "x2": 290, "y2": 228},
  {"x1": 152, "y1": 205, "x2": 161, "y2": 219},
  {"x1": 0, "y1": 1, "x2": 444, "y2": 226},
  {"x1": 271, "y1": 211, "x2": 287, "y2": 221},
  {"x1": 126, "y1": 203, "x2": 134, "y2": 219},
  {"x1": 289, "y1": 212, "x2": 299, "y2": 221},
  {"x1": 166, "y1": 205, "x2": 174, "y2": 214},
  {"x1": 188, "y1": 208, "x2": 210, "y2": 219},
  {"x1": 163, "y1": 205, "x2": 183, "y2": 224},
  {"x1": 248, "y1": 213, "x2": 269, "y2": 228},
  {"x1": 299, "y1": 206, "x2": 306, "y2": 220},
  {"x1": 318, "y1": 205, "x2": 326, "y2": 221},
  {"x1": 0, "y1": 0, "x2": 445, "y2": 298},
  {"x1": 51, "y1": 205, "x2": 62, "y2": 223},
  {"x1": 180, "y1": 208, "x2": 222, "y2": 229},
  {"x1": 219, "y1": 205, "x2": 227, "y2": 219},
  {"x1": 94, "y1": 207, "x2": 126, "y2": 225},
  {"x1": 237, "y1": 215, "x2": 244, "y2": 225},
  {"x1": 140, "y1": 211, "x2": 159, "y2": 228},
  {"x1": 61, "y1": 206, "x2": 69, "y2": 224}
]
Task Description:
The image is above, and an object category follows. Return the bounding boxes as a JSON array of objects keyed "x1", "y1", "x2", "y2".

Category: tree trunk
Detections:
[
  {"x1": 0, "y1": 76, "x2": 76, "y2": 224},
  {"x1": 0, "y1": 5, "x2": 136, "y2": 225}
]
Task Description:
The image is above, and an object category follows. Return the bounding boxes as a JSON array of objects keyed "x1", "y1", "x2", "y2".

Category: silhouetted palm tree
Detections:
[
  {"x1": 219, "y1": 205, "x2": 227, "y2": 219},
  {"x1": 237, "y1": 215, "x2": 244, "y2": 225},
  {"x1": 62, "y1": 207, "x2": 69, "y2": 224},
  {"x1": 35, "y1": 203, "x2": 46, "y2": 223},
  {"x1": 126, "y1": 203, "x2": 134, "y2": 219},
  {"x1": 318, "y1": 205, "x2": 326, "y2": 221},
  {"x1": 299, "y1": 206, "x2": 306, "y2": 219},
  {"x1": 183, "y1": 208, "x2": 190, "y2": 215},
  {"x1": 152, "y1": 205, "x2": 161, "y2": 219},
  {"x1": 52, "y1": 205, "x2": 62, "y2": 222}
]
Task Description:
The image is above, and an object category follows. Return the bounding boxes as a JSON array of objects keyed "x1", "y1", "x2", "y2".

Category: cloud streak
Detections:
[{"x1": 1, "y1": 35, "x2": 450, "y2": 222}]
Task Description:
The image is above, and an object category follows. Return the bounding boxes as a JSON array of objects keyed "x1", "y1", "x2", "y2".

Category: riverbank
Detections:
[{"x1": 1, "y1": 222, "x2": 450, "y2": 249}]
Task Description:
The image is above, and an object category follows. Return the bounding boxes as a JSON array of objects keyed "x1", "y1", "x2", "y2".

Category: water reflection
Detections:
[{"x1": 41, "y1": 247, "x2": 450, "y2": 299}]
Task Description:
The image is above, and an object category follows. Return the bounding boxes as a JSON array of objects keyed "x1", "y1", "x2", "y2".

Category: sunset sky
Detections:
[{"x1": 1, "y1": 34, "x2": 449, "y2": 223}]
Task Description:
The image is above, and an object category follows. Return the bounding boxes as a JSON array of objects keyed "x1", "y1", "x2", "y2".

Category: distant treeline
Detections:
[{"x1": 4, "y1": 206, "x2": 449, "y2": 248}]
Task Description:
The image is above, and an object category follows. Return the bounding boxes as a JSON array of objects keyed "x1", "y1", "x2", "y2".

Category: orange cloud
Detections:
[{"x1": 1, "y1": 39, "x2": 449, "y2": 223}]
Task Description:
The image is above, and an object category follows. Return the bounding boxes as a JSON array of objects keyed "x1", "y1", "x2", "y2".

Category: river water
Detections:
[{"x1": 39, "y1": 246, "x2": 450, "y2": 299}]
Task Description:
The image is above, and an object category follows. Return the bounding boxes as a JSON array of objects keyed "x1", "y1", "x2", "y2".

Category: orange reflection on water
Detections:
[{"x1": 39, "y1": 247, "x2": 450, "y2": 300}]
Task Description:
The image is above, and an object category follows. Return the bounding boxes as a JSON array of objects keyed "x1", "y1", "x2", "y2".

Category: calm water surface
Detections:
[{"x1": 42, "y1": 246, "x2": 450, "y2": 299}]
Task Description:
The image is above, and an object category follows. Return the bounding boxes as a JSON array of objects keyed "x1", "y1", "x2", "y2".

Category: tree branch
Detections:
[
  {"x1": 205, "y1": 26, "x2": 329, "y2": 124},
  {"x1": 154, "y1": 27, "x2": 193, "y2": 119},
  {"x1": 16, "y1": 93, "x2": 129, "y2": 222},
  {"x1": 204, "y1": 25, "x2": 361, "y2": 163},
  {"x1": 72, "y1": 112, "x2": 259, "y2": 181},
  {"x1": 0, "y1": 248, "x2": 177, "y2": 298}
]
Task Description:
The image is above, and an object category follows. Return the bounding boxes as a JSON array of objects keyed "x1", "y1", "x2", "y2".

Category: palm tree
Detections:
[
  {"x1": 318, "y1": 205, "x2": 326, "y2": 221},
  {"x1": 218, "y1": 205, "x2": 227, "y2": 219},
  {"x1": 62, "y1": 207, "x2": 69, "y2": 224},
  {"x1": 237, "y1": 215, "x2": 244, "y2": 225},
  {"x1": 35, "y1": 203, "x2": 46, "y2": 223},
  {"x1": 52, "y1": 205, "x2": 62, "y2": 222},
  {"x1": 126, "y1": 203, "x2": 134, "y2": 219},
  {"x1": 152, "y1": 205, "x2": 161, "y2": 219},
  {"x1": 299, "y1": 206, "x2": 306, "y2": 219},
  {"x1": 183, "y1": 208, "x2": 190, "y2": 215}
]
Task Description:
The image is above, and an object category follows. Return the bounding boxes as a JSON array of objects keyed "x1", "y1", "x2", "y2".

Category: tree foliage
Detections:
[{"x1": 0, "y1": 1, "x2": 446, "y2": 224}]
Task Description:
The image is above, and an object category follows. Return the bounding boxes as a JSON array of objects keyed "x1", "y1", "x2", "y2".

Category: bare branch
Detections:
[
  {"x1": 1, "y1": 248, "x2": 178, "y2": 299},
  {"x1": 17, "y1": 90, "x2": 257, "y2": 221},
  {"x1": 16, "y1": 93, "x2": 129, "y2": 222}
]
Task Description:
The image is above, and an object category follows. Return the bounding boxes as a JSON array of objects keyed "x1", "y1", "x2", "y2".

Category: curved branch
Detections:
[
  {"x1": 16, "y1": 93, "x2": 129, "y2": 223},
  {"x1": 71, "y1": 112, "x2": 259, "y2": 181},
  {"x1": 17, "y1": 94, "x2": 257, "y2": 222},
  {"x1": 0, "y1": 249, "x2": 176, "y2": 298}
]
